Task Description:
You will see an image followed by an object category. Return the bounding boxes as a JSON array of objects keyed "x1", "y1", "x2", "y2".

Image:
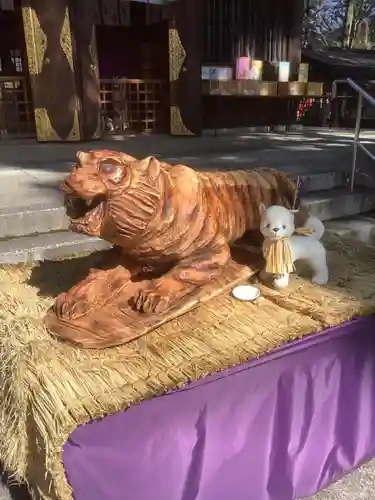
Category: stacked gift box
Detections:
[{"x1": 201, "y1": 58, "x2": 323, "y2": 97}]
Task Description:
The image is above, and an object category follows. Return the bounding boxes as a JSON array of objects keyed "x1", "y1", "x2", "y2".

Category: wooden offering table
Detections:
[{"x1": 202, "y1": 80, "x2": 324, "y2": 135}]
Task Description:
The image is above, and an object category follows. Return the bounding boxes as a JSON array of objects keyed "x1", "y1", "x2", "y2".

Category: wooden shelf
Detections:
[{"x1": 202, "y1": 80, "x2": 324, "y2": 98}]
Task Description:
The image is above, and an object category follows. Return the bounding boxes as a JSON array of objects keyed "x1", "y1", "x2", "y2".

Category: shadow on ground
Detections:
[
  {"x1": 27, "y1": 251, "x2": 106, "y2": 298},
  {"x1": 1, "y1": 470, "x2": 31, "y2": 500}
]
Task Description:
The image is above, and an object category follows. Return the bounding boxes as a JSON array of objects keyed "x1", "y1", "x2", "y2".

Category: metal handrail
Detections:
[{"x1": 332, "y1": 78, "x2": 375, "y2": 192}]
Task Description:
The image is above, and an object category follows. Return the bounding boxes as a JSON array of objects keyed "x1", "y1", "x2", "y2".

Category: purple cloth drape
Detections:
[{"x1": 63, "y1": 316, "x2": 375, "y2": 500}]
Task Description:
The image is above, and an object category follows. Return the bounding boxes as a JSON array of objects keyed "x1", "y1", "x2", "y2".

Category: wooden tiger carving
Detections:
[{"x1": 45, "y1": 149, "x2": 298, "y2": 348}]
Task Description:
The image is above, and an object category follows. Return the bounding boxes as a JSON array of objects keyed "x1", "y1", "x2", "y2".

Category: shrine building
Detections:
[{"x1": 0, "y1": 0, "x2": 304, "y2": 142}]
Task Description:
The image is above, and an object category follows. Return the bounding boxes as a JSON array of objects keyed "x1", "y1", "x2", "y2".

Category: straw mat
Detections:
[{"x1": 0, "y1": 234, "x2": 374, "y2": 500}]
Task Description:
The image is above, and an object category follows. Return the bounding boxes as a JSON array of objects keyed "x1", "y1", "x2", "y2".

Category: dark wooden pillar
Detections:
[
  {"x1": 21, "y1": 0, "x2": 83, "y2": 141},
  {"x1": 21, "y1": 0, "x2": 100, "y2": 142},
  {"x1": 70, "y1": 0, "x2": 101, "y2": 141},
  {"x1": 167, "y1": 0, "x2": 202, "y2": 136},
  {"x1": 288, "y1": 0, "x2": 304, "y2": 63}
]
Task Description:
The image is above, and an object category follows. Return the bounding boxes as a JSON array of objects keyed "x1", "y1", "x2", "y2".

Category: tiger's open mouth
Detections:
[{"x1": 64, "y1": 193, "x2": 106, "y2": 234}]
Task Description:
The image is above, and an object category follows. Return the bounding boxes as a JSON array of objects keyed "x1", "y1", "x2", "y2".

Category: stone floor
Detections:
[
  {"x1": 0, "y1": 127, "x2": 374, "y2": 208},
  {"x1": 305, "y1": 459, "x2": 375, "y2": 499},
  {"x1": 1, "y1": 127, "x2": 375, "y2": 218}
]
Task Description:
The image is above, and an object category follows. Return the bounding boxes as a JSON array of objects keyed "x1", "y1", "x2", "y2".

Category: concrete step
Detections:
[
  {"x1": 0, "y1": 231, "x2": 111, "y2": 265},
  {"x1": 1, "y1": 188, "x2": 375, "y2": 264},
  {"x1": 324, "y1": 212, "x2": 375, "y2": 244},
  {"x1": 299, "y1": 171, "x2": 347, "y2": 193},
  {"x1": 0, "y1": 170, "x2": 347, "y2": 240},
  {"x1": 302, "y1": 187, "x2": 375, "y2": 221},
  {"x1": 0, "y1": 202, "x2": 69, "y2": 240}
]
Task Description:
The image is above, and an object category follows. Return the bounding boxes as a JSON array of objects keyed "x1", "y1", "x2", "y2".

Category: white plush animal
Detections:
[{"x1": 259, "y1": 204, "x2": 329, "y2": 289}]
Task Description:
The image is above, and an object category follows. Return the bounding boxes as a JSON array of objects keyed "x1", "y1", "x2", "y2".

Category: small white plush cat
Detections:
[{"x1": 259, "y1": 204, "x2": 329, "y2": 289}]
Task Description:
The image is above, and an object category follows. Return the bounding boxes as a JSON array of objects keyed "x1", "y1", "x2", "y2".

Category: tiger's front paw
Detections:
[
  {"x1": 132, "y1": 287, "x2": 171, "y2": 314},
  {"x1": 131, "y1": 277, "x2": 189, "y2": 314}
]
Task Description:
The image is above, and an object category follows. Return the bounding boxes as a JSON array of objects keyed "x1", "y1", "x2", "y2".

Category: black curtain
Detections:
[{"x1": 203, "y1": 0, "x2": 300, "y2": 64}]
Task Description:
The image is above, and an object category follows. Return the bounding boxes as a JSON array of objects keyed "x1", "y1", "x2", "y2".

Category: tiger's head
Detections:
[{"x1": 61, "y1": 150, "x2": 163, "y2": 239}]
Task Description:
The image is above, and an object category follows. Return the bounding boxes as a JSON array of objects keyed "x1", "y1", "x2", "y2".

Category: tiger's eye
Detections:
[{"x1": 100, "y1": 163, "x2": 116, "y2": 174}]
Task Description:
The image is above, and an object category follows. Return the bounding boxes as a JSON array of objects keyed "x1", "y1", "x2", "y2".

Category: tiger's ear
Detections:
[
  {"x1": 259, "y1": 203, "x2": 266, "y2": 216},
  {"x1": 119, "y1": 152, "x2": 137, "y2": 163},
  {"x1": 76, "y1": 151, "x2": 89, "y2": 162},
  {"x1": 139, "y1": 156, "x2": 160, "y2": 182}
]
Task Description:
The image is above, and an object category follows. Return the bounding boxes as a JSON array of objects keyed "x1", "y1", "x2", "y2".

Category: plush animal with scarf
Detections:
[{"x1": 259, "y1": 204, "x2": 328, "y2": 289}]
